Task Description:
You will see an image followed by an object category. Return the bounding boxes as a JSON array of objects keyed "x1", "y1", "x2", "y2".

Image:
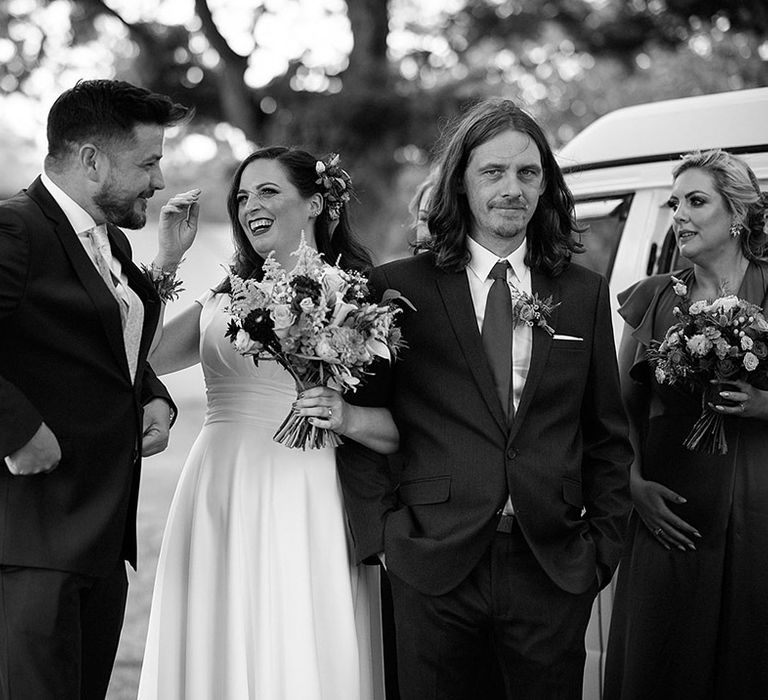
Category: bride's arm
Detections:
[
  {"x1": 148, "y1": 302, "x2": 203, "y2": 376},
  {"x1": 145, "y1": 188, "x2": 201, "y2": 358},
  {"x1": 295, "y1": 387, "x2": 399, "y2": 454}
]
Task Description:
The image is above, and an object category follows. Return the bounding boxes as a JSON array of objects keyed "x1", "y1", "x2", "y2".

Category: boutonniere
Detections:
[{"x1": 511, "y1": 290, "x2": 559, "y2": 336}]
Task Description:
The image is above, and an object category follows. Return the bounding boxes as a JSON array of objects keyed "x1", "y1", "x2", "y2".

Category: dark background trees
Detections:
[{"x1": 1, "y1": 0, "x2": 766, "y2": 260}]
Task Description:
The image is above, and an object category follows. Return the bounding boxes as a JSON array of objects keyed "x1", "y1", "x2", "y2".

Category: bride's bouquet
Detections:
[
  {"x1": 648, "y1": 276, "x2": 768, "y2": 454},
  {"x1": 225, "y1": 236, "x2": 407, "y2": 449}
]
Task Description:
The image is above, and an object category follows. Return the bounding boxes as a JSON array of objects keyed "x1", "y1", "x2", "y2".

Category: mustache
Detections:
[{"x1": 490, "y1": 199, "x2": 527, "y2": 209}]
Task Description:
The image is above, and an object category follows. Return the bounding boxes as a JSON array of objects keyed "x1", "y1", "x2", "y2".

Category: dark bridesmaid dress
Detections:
[{"x1": 604, "y1": 263, "x2": 768, "y2": 700}]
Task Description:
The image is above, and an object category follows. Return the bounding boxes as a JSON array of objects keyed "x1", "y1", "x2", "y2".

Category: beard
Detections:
[{"x1": 93, "y1": 176, "x2": 150, "y2": 229}]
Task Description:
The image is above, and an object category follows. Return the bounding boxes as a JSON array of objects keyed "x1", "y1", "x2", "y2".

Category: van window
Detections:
[{"x1": 574, "y1": 195, "x2": 633, "y2": 279}]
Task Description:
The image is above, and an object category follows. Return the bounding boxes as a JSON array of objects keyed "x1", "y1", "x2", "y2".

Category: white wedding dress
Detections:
[{"x1": 137, "y1": 291, "x2": 384, "y2": 700}]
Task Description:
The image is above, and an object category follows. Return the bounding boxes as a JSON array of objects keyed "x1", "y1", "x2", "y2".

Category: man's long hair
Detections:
[{"x1": 426, "y1": 98, "x2": 583, "y2": 276}]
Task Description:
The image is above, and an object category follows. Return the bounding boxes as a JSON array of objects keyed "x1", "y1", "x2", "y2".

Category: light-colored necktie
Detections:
[{"x1": 86, "y1": 224, "x2": 143, "y2": 381}]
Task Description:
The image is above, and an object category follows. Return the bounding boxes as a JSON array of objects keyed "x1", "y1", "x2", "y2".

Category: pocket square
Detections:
[{"x1": 553, "y1": 334, "x2": 583, "y2": 341}]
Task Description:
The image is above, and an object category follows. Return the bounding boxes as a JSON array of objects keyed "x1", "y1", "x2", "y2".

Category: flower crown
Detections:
[{"x1": 315, "y1": 153, "x2": 352, "y2": 221}]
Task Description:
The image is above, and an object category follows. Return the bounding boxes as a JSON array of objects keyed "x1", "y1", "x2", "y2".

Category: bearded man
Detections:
[{"x1": 0, "y1": 79, "x2": 197, "y2": 699}]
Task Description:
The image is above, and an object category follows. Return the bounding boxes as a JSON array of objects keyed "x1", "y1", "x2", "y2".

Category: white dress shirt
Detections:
[
  {"x1": 466, "y1": 236, "x2": 532, "y2": 413},
  {"x1": 466, "y1": 236, "x2": 533, "y2": 516}
]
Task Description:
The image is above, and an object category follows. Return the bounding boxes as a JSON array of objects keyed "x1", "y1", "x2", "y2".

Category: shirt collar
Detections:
[
  {"x1": 467, "y1": 235, "x2": 529, "y2": 283},
  {"x1": 41, "y1": 171, "x2": 98, "y2": 236}
]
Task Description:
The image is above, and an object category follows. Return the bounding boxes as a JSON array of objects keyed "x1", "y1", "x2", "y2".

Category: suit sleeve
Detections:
[
  {"x1": 0, "y1": 210, "x2": 44, "y2": 457},
  {"x1": 336, "y1": 265, "x2": 398, "y2": 563},
  {"x1": 581, "y1": 276, "x2": 633, "y2": 581},
  {"x1": 140, "y1": 364, "x2": 177, "y2": 426}
]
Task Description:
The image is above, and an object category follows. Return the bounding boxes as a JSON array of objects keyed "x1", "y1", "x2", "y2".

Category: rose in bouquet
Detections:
[
  {"x1": 225, "y1": 236, "x2": 407, "y2": 449},
  {"x1": 648, "y1": 276, "x2": 768, "y2": 454}
]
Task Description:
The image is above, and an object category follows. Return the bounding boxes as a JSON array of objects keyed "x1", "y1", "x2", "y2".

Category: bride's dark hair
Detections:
[{"x1": 215, "y1": 147, "x2": 371, "y2": 294}]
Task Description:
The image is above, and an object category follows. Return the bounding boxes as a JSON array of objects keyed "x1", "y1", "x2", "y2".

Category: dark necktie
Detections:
[{"x1": 482, "y1": 260, "x2": 514, "y2": 419}]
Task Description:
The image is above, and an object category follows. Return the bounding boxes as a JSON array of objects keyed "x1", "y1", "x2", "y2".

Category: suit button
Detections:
[{"x1": 506, "y1": 446, "x2": 518, "y2": 460}]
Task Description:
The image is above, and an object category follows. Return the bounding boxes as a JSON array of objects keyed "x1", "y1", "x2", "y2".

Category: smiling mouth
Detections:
[
  {"x1": 677, "y1": 230, "x2": 697, "y2": 241},
  {"x1": 248, "y1": 218, "x2": 273, "y2": 234}
]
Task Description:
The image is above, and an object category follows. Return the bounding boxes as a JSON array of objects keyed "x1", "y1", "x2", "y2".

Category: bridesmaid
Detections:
[{"x1": 604, "y1": 149, "x2": 768, "y2": 699}]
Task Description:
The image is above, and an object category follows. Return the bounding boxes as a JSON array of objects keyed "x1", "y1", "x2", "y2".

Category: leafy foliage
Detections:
[{"x1": 1, "y1": 0, "x2": 766, "y2": 259}]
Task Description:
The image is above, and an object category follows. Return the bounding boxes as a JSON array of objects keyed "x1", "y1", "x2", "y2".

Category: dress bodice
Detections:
[
  {"x1": 618, "y1": 264, "x2": 768, "y2": 417},
  {"x1": 197, "y1": 290, "x2": 295, "y2": 427}
]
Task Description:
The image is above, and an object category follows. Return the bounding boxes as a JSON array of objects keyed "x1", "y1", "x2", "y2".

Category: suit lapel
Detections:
[
  {"x1": 26, "y1": 178, "x2": 131, "y2": 378},
  {"x1": 509, "y1": 270, "x2": 560, "y2": 442},
  {"x1": 436, "y1": 270, "x2": 508, "y2": 435}
]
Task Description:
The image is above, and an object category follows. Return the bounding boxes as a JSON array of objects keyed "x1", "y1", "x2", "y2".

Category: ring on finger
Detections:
[
  {"x1": 653, "y1": 527, "x2": 663, "y2": 537},
  {"x1": 328, "y1": 407, "x2": 333, "y2": 419}
]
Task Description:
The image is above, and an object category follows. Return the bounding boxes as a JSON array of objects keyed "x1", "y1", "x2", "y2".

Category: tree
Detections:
[{"x1": 1, "y1": 0, "x2": 766, "y2": 258}]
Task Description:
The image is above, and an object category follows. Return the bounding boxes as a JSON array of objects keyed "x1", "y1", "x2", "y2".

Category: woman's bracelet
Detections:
[{"x1": 141, "y1": 260, "x2": 185, "y2": 302}]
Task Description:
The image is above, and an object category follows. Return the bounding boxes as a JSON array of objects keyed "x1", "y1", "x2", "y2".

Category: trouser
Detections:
[
  {"x1": 388, "y1": 519, "x2": 597, "y2": 700},
  {"x1": 0, "y1": 560, "x2": 128, "y2": 700}
]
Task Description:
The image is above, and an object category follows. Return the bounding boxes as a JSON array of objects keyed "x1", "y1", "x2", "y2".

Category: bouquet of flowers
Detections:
[
  {"x1": 225, "y1": 236, "x2": 407, "y2": 449},
  {"x1": 648, "y1": 276, "x2": 768, "y2": 454}
]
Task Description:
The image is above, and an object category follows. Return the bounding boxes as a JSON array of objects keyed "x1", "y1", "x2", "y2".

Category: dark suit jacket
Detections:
[
  {"x1": 338, "y1": 250, "x2": 632, "y2": 596},
  {"x1": 0, "y1": 177, "x2": 174, "y2": 577}
]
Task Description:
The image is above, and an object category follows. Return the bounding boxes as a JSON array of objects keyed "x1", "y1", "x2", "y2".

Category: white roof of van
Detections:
[{"x1": 557, "y1": 88, "x2": 768, "y2": 170}]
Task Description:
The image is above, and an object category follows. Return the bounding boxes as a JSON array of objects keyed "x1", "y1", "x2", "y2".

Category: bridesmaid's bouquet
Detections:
[
  {"x1": 648, "y1": 276, "x2": 768, "y2": 454},
  {"x1": 225, "y1": 236, "x2": 407, "y2": 449}
]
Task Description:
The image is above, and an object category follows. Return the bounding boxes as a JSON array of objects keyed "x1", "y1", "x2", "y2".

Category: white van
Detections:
[{"x1": 558, "y1": 87, "x2": 768, "y2": 699}]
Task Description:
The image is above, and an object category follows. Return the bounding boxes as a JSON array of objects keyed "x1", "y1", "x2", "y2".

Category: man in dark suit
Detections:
[
  {"x1": 0, "y1": 79, "x2": 197, "y2": 699},
  {"x1": 338, "y1": 99, "x2": 633, "y2": 699}
]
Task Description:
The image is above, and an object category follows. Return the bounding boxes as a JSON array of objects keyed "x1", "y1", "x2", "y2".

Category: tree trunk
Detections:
[
  {"x1": 344, "y1": 0, "x2": 391, "y2": 88},
  {"x1": 194, "y1": 0, "x2": 259, "y2": 139}
]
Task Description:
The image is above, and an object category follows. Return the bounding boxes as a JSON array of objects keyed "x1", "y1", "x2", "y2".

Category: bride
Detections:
[{"x1": 137, "y1": 147, "x2": 394, "y2": 699}]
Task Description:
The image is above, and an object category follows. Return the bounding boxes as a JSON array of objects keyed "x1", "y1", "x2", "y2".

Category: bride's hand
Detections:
[
  {"x1": 154, "y1": 188, "x2": 201, "y2": 270},
  {"x1": 294, "y1": 387, "x2": 347, "y2": 434}
]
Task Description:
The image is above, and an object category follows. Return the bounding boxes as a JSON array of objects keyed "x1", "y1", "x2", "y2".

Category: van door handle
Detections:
[{"x1": 646, "y1": 243, "x2": 658, "y2": 276}]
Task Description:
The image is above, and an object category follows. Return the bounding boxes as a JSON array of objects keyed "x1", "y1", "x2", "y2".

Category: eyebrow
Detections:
[
  {"x1": 671, "y1": 190, "x2": 710, "y2": 199},
  {"x1": 238, "y1": 181, "x2": 280, "y2": 191},
  {"x1": 477, "y1": 161, "x2": 541, "y2": 171}
]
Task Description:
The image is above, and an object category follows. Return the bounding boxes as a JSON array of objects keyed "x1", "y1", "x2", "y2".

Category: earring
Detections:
[{"x1": 729, "y1": 222, "x2": 742, "y2": 238}]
